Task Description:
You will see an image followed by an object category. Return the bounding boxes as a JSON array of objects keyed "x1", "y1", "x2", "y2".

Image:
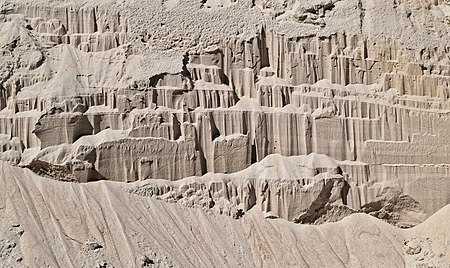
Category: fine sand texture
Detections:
[{"x1": 0, "y1": 0, "x2": 449, "y2": 267}]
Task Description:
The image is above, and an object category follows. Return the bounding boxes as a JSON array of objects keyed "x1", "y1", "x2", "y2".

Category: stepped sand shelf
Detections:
[{"x1": 0, "y1": 0, "x2": 449, "y2": 267}]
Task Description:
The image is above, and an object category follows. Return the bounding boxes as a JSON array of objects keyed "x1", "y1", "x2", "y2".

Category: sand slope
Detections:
[{"x1": 0, "y1": 160, "x2": 448, "y2": 267}]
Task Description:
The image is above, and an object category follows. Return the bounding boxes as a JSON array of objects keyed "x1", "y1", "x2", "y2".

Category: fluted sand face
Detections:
[{"x1": 0, "y1": 0, "x2": 449, "y2": 267}]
